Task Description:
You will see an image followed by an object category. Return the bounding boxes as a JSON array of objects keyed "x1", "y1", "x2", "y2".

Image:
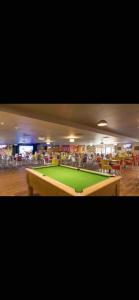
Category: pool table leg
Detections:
[
  {"x1": 28, "y1": 185, "x2": 33, "y2": 196},
  {"x1": 116, "y1": 182, "x2": 120, "y2": 196}
]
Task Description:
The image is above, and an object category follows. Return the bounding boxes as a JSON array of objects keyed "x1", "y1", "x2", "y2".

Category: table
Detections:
[
  {"x1": 105, "y1": 159, "x2": 120, "y2": 164},
  {"x1": 26, "y1": 165, "x2": 121, "y2": 196}
]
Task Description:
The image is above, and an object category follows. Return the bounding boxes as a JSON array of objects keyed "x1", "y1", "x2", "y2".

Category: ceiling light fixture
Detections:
[
  {"x1": 14, "y1": 126, "x2": 19, "y2": 130},
  {"x1": 69, "y1": 138, "x2": 75, "y2": 143},
  {"x1": 46, "y1": 139, "x2": 51, "y2": 145},
  {"x1": 38, "y1": 137, "x2": 45, "y2": 141},
  {"x1": 97, "y1": 120, "x2": 108, "y2": 127},
  {"x1": 0, "y1": 122, "x2": 4, "y2": 125}
]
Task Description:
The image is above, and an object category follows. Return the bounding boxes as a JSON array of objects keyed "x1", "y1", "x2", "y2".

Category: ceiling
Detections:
[{"x1": 0, "y1": 104, "x2": 138, "y2": 145}]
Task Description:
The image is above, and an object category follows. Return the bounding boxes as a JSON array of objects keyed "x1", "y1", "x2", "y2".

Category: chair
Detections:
[
  {"x1": 101, "y1": 159, "x2": 112, "y2": 173},
  {"x1": 111, "y1": 160, "x2": 122, "y2": 175},
  {"x1": 52, "y1": 158, "x2": 59, "y2": 166},
  {"x1": 124, "y1": 158, "x2": 133, "y2": 169}
]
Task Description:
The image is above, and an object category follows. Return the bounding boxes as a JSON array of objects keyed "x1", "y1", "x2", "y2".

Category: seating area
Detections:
[
  {"x1": 0, "y1": 148, "x2": 139, "y2": 180},
  {"x1": 61, "y1": 153, "x2": 139, "y2": 175},
  {"x1": 0, "y1": 156, "x2": 44, "y2": 169}
]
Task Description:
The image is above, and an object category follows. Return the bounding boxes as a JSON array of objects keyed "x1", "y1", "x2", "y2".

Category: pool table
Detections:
[{"x1": 26, "y1": 165, "x2": 121, "y2": 196}]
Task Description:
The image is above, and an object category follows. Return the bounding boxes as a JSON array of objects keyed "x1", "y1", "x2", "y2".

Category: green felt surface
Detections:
[{"x1": 33, "y1": 166, "x2": 109, "y2": 193}]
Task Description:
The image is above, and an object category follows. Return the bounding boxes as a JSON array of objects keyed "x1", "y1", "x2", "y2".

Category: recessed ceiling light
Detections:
[
  {"x1": 0, "y1": 122, "x2": 4, "y2": 125},
  {"x1": 46, "y1": 139, "x2": 52, "y2": 145},
  {"x1": 69, "y1": 138, "x2": 75, "y2": 143},
  {"x1": 14, "y1": 126, "x2": 19, "y2": 130},
  {"x1": 97, "y1": 120, "x2": 108, "y2": 127},
  {"x1": 38, "y1": 137, "x2": 45, "y2": 141}
]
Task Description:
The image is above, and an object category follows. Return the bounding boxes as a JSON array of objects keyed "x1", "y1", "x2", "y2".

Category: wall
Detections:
[{"x1": 116, "y1": 143, "x2": 139, "y2": 154}]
